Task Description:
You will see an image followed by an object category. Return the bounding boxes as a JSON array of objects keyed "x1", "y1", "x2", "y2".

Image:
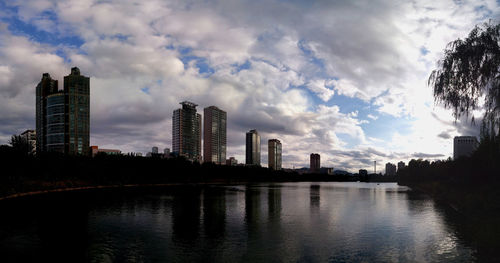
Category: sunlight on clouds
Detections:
[{"x1": 0, "y1": 0, "x2": 498, "y2": 169}]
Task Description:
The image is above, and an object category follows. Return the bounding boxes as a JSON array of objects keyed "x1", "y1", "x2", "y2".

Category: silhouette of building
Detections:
[
  {"x1": 246, "y1": 129, "x2": 261, "y2": 166},
  {"x1": 172, "y1": 101, "x2": 201, "y2": 161},
  {"x1": 36, "y1": 73, "x2": 59, "y2": 153},
  {"x1": 20, "y1": 129, "x2": 36, "y2": 154},
  {"x1": 453, "y1": 136, "x2": 478, "y2": 160},
  {"x1": 90, "y1": 146, "x2": 121, "y2": 157},
  {"x1": 385, "y1": 162, "x2": 396, "y2": 176},
  {"x1": 152, "y1": 147, "x2": 159, "y2": 154},
  {"x1": 64, "y1": 67, "x2": 90, "y2": 155},
  {"x1": 310, "y1": 153, "x2": 320, "y2": 173},
  {"x1": 164, "y1": 148, "x2": 170, "y2": 155},
  {"x1": 397, "y1": 161, "x2": 405, "y2": 172},
  {"x1": 226, "y1": 157, "x2": 238, "y2": 166},
  {"x1": 203, "y1": 106, "x2": 227, "y2": 164},
  {"x1": 268, "y1": 139, "x2": 282, "y2": 170},
  {"x1": 36, "y1": 67, "x2": 90, "y2": 155}
]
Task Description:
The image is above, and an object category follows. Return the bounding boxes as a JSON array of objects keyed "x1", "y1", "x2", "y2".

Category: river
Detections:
[{"x1": 0, "y1": 182, "x2": 479, "y2": 262}]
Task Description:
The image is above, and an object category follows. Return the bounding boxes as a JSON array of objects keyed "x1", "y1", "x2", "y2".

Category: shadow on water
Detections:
[
  {"x1": 406, "y1": 190, "x2": 500, "y2": 263},
  {"x1": 0, "y1": 193, "x2": 90, "y2": 262}
]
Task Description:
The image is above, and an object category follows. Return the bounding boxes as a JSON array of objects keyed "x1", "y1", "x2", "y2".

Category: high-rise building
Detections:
[
  {"x1": 203, "y1": 106, "x2": 227, "y2": 164},
  {"x1": 226, "y1": 157, "x2": 238, "y2": 166},
  {"x1": 246, "y1": 129, "x2": 261, "y2": 165},
  {"x1": 19, "y1": 129, "x2": 36, "y2": 154},
  {"x1": 36, "y1": 73, "x2": 59, "y2": 153},
  {"x1": 310, "y1": 153, "x2": 320, "y2": 173},
  {"x1": 453, "y1": 136, "x2": 478, "y2": 160},
  {"x1": 35, "y1": 67, "x2": 90, "y2": 155},
  {"x1": 268, "y1": 139, "x2": 282, "y2": 170},
  {"x1": 64, "y1": 67, "x2": 90, "y2": 155},
  {"x1": 172, "y1": 101, "x2": 201, "y2": 161},
  {"x1": 152, "y1": 146, "x2": 159, "y2": 154},
  {"x1": 385, "y1": 162, "x2": 396, "y2": 176},
  {"x1": 46, "y1": 93, "x2": 66, "y2": 153}
]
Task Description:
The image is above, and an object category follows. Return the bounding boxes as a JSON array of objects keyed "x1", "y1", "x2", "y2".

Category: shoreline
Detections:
[{"x1": 0, "y1": 180, "x2": 399, "y2": 202}]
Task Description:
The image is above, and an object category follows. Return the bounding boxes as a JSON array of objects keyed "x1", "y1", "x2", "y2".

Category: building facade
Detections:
[
  {"x1": 453, "y1": 136, "x2": 478, "y2": 159},
  {"x1": 172, "y1": 101, "x2": 202, "y2": 161},
  {"x1": 226, "y1": 157, "x2": 238, "y2": 166},
  {"x1": 36, "y1": 73, "x2": 59, "y2": 153},
  {"x1": 385, "y1": 162, "x2": 396, "y2": 176},
  {"x1": 35, "y1": 67, "x2": 90, "y2": 155},
  {"x1": 268, "y1": 139, "x2": 282, "y2": 170},
  {"x1": 20, "y1": 129, "x2": 36, "y2": 154},
  {"x1": 46, "y1": 93, "x2": 66, "y2": 153},
  {"x1": 246, "y1": 129, "x2": 261, "y2": 165},
  {"x1": 64, "y1": 67, "x2": 90, "y2": 155},
  {"x1": 310, "y1": 153, "x2": 320, "y2": 173},
  {"x1": 203, "y1": 106, "x2": 227, "y2": 164}
]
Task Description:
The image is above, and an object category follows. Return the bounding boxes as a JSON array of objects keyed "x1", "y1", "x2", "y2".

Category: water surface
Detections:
[{"x1": 0, "y1": 182, "x2": 477, "y2": 262}]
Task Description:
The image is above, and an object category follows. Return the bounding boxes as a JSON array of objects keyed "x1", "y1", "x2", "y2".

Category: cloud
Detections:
[{"x1": 0, "y1": 0, "x2": 498, "y2": 171}]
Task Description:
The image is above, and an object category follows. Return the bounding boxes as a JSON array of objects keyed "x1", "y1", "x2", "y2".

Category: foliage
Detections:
[
  {"x1": 428, "y1": 22, "x2": 500, "y2": 139},
  {"x1": 9, "y1": 134, "x2": 33, "y2": 155}
]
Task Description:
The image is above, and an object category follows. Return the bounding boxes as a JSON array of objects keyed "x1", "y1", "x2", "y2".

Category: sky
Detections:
[{"x1": 0, "y1": 0, "x2": 498, "y2": 172}]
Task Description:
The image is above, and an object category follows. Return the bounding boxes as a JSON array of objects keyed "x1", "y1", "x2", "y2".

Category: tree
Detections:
[
  {"x1": 9, "y1": 134, "x2": 33, "y2": 155},
  {"x1": 428, "y1": 22, "x2": 500, "y2": 139}
]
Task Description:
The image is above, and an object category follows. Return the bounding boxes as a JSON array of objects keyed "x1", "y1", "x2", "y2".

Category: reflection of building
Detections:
[
  {"x1": 246, "y1": 129, "x2": 261, "y2": 166},
  {"x1": 397, "y1": 161, "x2": 405, "y2": 172},
  {"x1": 385, "y1": 162, "x2": 396, "y2": 176},
  {"x1": 203, "y1": 188, "x2": 226, "y2": 238},
  {"x1": 268, "y1": 187, "x2": 282, "y2": 220},
  {"x1": 90, "y1": 145, "x2": 121, "y2": 157},
  {"x1": 268, "y1": 139, "x2": 282, "y2": 170},
  {"x1": 203, "y1": 106, "x2": 227, "y2": 164},
  {"x1": 36, "y1": 68, "x2": 90, "y2": 155},
  {"x1": 310, "y1": 185, "x2": 320, "y2": 209},
  {"x1": 310, "y1": 153, "x2": 320, "y2": 173},
  {"x1": 172, "y1": 101, "x2": 202, "y2": 161},
  {"x1": 226, "y1": 157, "x2": 238, "y2": 166},
  {"x1": 453, "y1": 136, "x2": 478, "y2": 159},
  {"x1": 20, "y1": 129, "x2": 36, "y2": 154}
]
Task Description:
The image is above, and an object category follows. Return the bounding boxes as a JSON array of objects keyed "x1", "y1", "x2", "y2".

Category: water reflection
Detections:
[
  {"x1": 0, "y1": 183, "x2": 483, "y2": 262},
  {"x1": 171, "y1": 187, "x2": 201, "y2": 243},
  {"x1": 203, "y1": 187, "x2": 226, "y2": 239},
  {"x1": 267, "y1": 185, "x2": 281, "y2": 222},
  {"x1": 310, "y1": 184, "x2": 320, "y2": 211}
]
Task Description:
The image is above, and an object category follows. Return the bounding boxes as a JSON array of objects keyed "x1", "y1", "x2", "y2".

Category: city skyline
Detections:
[{"x1": 0, "y1": 1, "x2": 497, "y2": 172}]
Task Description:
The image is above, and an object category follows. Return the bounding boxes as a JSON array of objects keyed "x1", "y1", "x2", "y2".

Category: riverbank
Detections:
[{"x1": 0, "y1": 151, "x2": 363, "y2": 200}]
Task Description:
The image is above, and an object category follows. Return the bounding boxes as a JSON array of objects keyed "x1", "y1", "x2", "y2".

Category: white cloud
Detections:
[{"x1": 0, "y1": 0, "x2": 498, "y2": 171}]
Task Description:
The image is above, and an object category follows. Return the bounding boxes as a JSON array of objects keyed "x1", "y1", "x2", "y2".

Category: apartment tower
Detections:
[
  {"x1": 36, "y1": 67, "x2": 90, "y2": 155},
  {"x1": 203, "y1": 106, "x2": 227, "y2": 164},
  {"x1": 246, "y1": 129, "x2": 261, "y2": 165},
  {"x1": 268, "y1": 139, "x2": 282, "y2": 170},
  {"x1": 310, "y1": 153, "x2": 320, "y2": 173},
  {"x1": 172, "y1": 101, "x2": 202, "y2": 161}
]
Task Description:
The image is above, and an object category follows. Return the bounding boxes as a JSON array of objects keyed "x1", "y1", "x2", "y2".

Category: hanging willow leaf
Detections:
[{"x1": 429, "y1": 22, "x2": 500, "y2": 139}]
